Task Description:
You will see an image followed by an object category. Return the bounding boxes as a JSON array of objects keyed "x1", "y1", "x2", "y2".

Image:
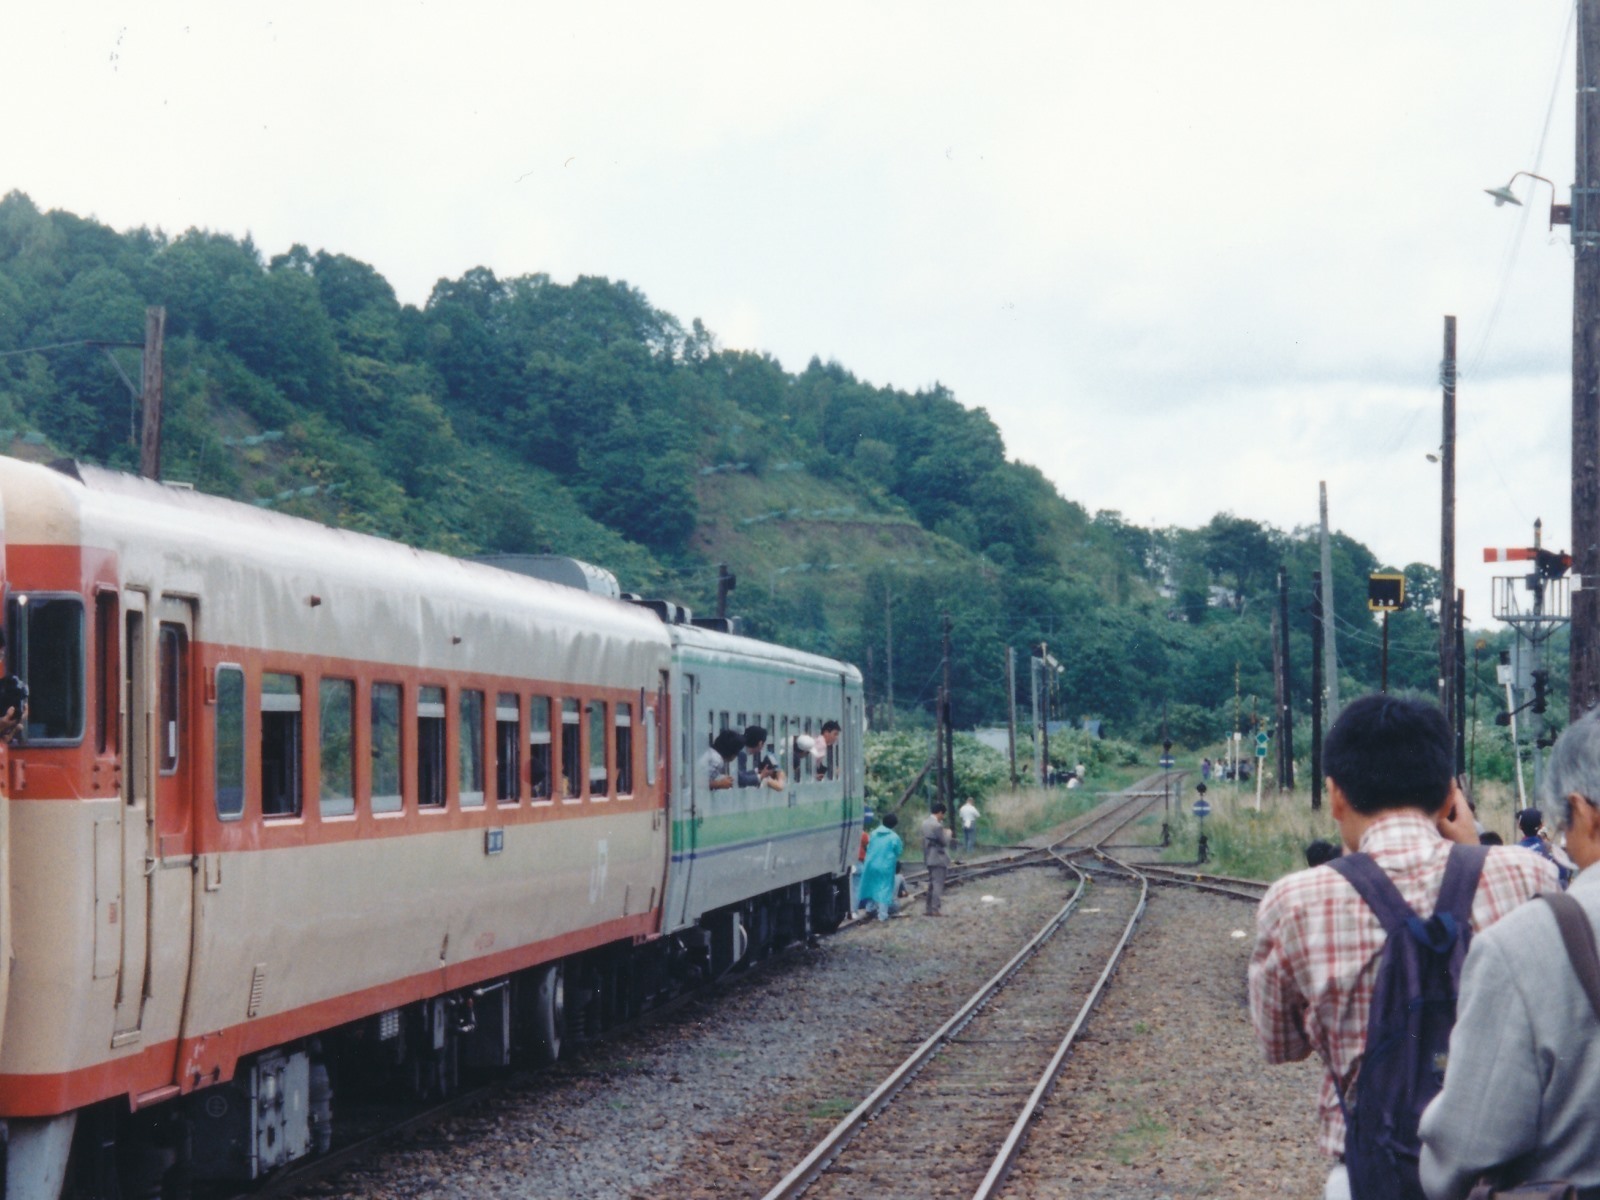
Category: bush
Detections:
[{"x1": 865, "y1": 730, "x2": 1010, "y2": 813}]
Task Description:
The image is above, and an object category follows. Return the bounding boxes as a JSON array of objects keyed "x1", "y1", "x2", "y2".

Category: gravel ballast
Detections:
[{"x1": 286, "y1": 863, "x2": 1327, "y2": 1200}]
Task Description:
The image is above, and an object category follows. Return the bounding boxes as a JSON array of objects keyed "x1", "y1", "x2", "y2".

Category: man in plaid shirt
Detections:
[{"x1": 1248, "y1": 694, "x2": 1556, "y2": 1200}]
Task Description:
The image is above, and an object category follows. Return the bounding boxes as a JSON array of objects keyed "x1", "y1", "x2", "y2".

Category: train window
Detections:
[
  {"x1": 587, "y1": 700, "x2": 608, "y2": 798},
  {"x1": 158, "y1": 625, "x2": 186, "y2": 774},
  {"x1": 371, "y1": 683, "x2": 403, "y2": 813},
  {"x1": 614, "y1": 702, "x2": 633, "y2": 796},
  {"x1": 645, "y1": 700, "x2": 658, "y2": 788},
  {"x1": 319, "y1": 678, "x2": 355, "y2": 818},
  {"x1": 95, "y1": 593, "x2": 117, "y2": 755},
  {"x1": 261, "y1": 673, "x2": 302, "y2": 819},
  {"x1": 214, "y1": 665, "x2": 245, "y2": 820},
  {"x1": 529, "y1": 696, "x2": 552, "y2": 801},
  {"x1": 459, "y1": 689, "x2": 485, "y2": 808},
  {"x1": 719, "y1": 711, "x2": 729, "y2": 732},
  {"x1": 560, "y1": 699, "x2": 580, "y2": 801},
  {"x1": 496, "y1": 693, "x2": 520, "y2": 805},
  {"x1": 7, "y1": 593, "x2": 85, "y2": 744},
  {"x1": 736, "y1": 712, "x2": 746, "y2": 732},
  {"x1": 418, "y1": 686, "x2": 446, "y2": 809}
]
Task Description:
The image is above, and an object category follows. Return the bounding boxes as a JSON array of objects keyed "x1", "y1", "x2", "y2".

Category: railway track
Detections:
[
  {"x1": 251, "y1": 783, "x2": 1269, "y2": 1200},
  {"x1": 759, "y1": 791, "x2": 1161, "y2": 1200}
]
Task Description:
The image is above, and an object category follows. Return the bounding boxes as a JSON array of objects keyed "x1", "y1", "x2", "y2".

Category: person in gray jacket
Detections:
[
  {"x1": 1418, "y1": 709, "x2": 1600, "y2": 1198},
  {"x1": 920, "y1": 803, "x2": 953, "y2": 916}
]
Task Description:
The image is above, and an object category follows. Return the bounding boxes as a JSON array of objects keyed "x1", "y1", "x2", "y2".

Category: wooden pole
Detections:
[
  {"x1": 1278, "y1": 566, "x2": 1294, "y2": 789},
  {"x1": 1311, "y1": 569, "x2": 1324, "y2": 810},
  {"x1": 1006, "y1": 647, "x2": 1018, "y2": 789},
  {"x1": 883, "y1": 585, "x2": 895, "y2": 730},
  {"x1": 1319, "y1": 482, "x2": 1341, "y2": 721},
  {"x1": 934, "y1": 614, "x2": 947, "y2": 812},
  {"x1": 1572, "y1": 0, "x2": 1600, "y2": 720},
  {"x1": 138, "y1": 306, "x2": 165, "y2": 480},
  {"x1": 1441, "y1": 315, "x2": 1458, "y2": 738},
  {"x1": 1456, "y1": 588, "x2": 1468, "y2": 775}
]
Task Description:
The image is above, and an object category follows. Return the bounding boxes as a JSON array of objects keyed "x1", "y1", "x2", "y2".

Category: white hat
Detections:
[{"x1": 794, "y1": 734, "x2": 815, "y2": 754}]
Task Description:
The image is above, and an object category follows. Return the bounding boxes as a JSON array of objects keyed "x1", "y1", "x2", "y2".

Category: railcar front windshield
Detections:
[{"x1": 6, "y1": 593, "x2": 85, "y2": 744}]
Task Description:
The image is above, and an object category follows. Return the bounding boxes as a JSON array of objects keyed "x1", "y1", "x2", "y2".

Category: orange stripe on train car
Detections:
[{"x1": 0, "y1": 911, "x2": 658, "y2": 1118}]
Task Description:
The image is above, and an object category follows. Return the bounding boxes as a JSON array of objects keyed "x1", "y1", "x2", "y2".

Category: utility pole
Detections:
[
  {"x1": 1278, "y1": 566, "x2": 1294, "y2": 790},
  {"x1": 1311, "y1": 569, "x2": 1324, "y2": 810},
  {"x1": 138, "y1": 306, "x2": 165, "y2": 480},
  {"x1": 1271, "y1": 605, "x2": 1285, "y2": 787},
  {"x1": 1030, "y1": 649, "x2": 1043, "y2": 788},
  {"x1": 883, "y1": 585, "x2": 895, "y2": 730},
  {"x1": 1456, "y1": 588, "x2": 1468, "y2": 775},
  {"x1": 1440, "y1": 315, "x2": 1458, "y2": 741},
  {"x1": 715, "y1": 563, "x2": 736, "y2": 619},
  {"x1": 1005, "y1": 647, "x2": 1018, "y2": 789},
  {"x1": 934, "y1": 614, "x2": 947, "y2": 812},
  {"x1": 1572, "y1": 0, "x2": 1600, "y2": 719},
  {"x1": 1319, "y1": 482, "x2": 1340, "y2": 721},
  {"x1": 1038, "y1": 642, "x2": 1051, "y2": 786}
]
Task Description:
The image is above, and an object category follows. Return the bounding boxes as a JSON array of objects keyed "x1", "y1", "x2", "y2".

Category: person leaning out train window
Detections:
[
  {"x1": 0, "y1": 629, "x2": 26, "y2": 744},
  {"x1": 792, "y1": 733, "x2": 815, "y2": 780},
  {"x1": 815, "y1": 720, "x2": 841, "y2": 780},
  {"x1": 704, "y1": 728, "x2": 744, "y2": 791},
  {"x1": 737, "y1": 725, "x2": 785, "y2": 791}
]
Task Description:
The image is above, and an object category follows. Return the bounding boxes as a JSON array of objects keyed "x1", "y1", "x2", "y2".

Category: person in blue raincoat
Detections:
[{"x1": 858, "y1": 812, "x2": 903, "y2": 921}]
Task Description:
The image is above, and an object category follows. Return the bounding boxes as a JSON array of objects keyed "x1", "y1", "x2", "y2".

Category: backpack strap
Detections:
[
  {"x1": 1328, "y1": 851, "x2": 1416, "y2": 934},
  {"x1": 1434, "y1": 843, "x2": 1490, "y2": 924},
  {"x1": 1540, "y1": 892, "x2": 1600, "y2": 1023}
]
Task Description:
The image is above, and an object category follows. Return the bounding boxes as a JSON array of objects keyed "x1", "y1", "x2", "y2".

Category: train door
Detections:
[
  {"x1": 839, "y1": 690, "x2": 856, "y2": 869},
  {"x1": 113, "y1": 589, "x2": 151, "y2": 1043},
  {"x1": 666, "y1": 672, "x2": 699, "y2": 930}
]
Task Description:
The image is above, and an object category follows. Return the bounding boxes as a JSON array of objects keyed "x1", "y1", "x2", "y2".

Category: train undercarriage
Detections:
[{"x1": 17, "y1": 872, "x2": 850, "y2": 1200}]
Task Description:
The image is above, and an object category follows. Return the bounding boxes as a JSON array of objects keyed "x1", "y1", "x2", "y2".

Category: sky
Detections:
[{"x1": 0, "y1": 2, "x2": 1585, "y2": 633}]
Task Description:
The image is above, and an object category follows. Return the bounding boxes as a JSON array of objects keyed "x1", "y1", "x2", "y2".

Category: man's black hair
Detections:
[
  {"x1": 931, "y1": 802, "x2": 946, "y2": 815},
  {"x1": 1304, "y1": 838, "x2": 1343, "y2": 867},
  {"x1": 821, "y1": 719, "x2": 841, "y2": 734},
  {"x1": 1518, "y1": 808, "x2": 1544, "y2": 838},
  {"x1": 881, "y1": 812, "x2": 898, "y2": 829},
  {"x1": 712, "y1": 728, "x2": 745, "y2": 760},
  {"x1": 743, "y1": 724, "x2": 767, "y2": 748},
  {"x1": 1323, "y1": 693, "x2": 1453, "y2": 815}
]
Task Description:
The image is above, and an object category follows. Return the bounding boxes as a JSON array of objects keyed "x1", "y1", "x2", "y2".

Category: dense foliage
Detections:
[{"x1": 0, "y1": 190, "x2": 1523, "y2": 755}]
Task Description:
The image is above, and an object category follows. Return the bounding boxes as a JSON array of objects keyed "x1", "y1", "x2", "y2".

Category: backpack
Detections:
[{"x1": 1329, "y1": 843, "x2": 1488, "y2": 1200}]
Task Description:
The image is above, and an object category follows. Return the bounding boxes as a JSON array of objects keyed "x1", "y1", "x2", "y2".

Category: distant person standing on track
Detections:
[
  {"x1": 957, "y1": 797, "x2": 980, "y2": 855},
  {"x1": 921, "y1": 803, "x2": 953, "y2": 916}
]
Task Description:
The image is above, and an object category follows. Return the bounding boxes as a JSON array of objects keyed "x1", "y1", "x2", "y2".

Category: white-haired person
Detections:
[{"x1": 1420, "y1": 707, "x2": 1600, "y2": 1198}]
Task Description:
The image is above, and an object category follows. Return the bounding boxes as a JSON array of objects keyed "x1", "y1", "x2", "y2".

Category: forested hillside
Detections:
[{"x1": 0, "y1": 190, "x2": 1489, "y2": 744}]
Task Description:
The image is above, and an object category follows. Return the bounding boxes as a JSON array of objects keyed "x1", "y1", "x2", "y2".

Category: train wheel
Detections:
[
  {"x1": 812, "y1": 878, "x2": 846, "y2": 934},
  {"x1": 532, "y1": 963, "x2": 565, "y2": 1065}
]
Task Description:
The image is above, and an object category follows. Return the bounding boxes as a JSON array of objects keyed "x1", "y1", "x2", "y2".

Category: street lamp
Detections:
[{"x1": 1484, "y1": 171, "x2": 1573, "y2": 229}]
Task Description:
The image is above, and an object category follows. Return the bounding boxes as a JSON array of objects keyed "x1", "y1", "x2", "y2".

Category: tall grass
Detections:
[{"x1": 1159, "y1": 779, "x2": 1524, "y2": 882}]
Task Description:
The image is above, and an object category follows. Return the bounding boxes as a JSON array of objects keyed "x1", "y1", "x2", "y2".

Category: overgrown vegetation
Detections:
[{"x1": 0, "y1": 190, "x2": 1535, "y2": 763}]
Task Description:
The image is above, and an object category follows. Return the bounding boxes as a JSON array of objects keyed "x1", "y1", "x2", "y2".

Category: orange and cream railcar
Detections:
[{"x1": 0, "y1": 456, "x2": 697, "y2": 1198}]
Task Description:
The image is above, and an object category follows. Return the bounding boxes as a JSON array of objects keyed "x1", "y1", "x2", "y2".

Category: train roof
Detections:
[
  {"x1": 666, "y1": 619, "x2": 862, "y2": 683},
  {"x1": 1, "y1": 457, "x2": 671, "y2": 674}
]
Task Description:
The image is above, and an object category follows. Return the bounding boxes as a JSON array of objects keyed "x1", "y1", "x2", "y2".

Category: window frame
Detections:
[
  {"x1": 6, "y1": 591, "x2": 87, "y2": 746},
  {"x1": 417, "y1": 685, "x2": 447, "y2": 810},
  {"x1": 458, "y1": 687, "x2": 486, "y2": 809},
  {"x1": 260, "y1": 671, "x2": 304, "y2": 820},
  {"x1": 318, "y1": 676, "x2": 356, "y2": 819},
  {"x1": 214, "y1": 663, "x2": 246, "y2": 822},
  {"x1": 371, "y1": 681, "x2": 404, "y2": 815},
  {"x1": 495, "y1": 692, "x2": 521, "y2": 806}
]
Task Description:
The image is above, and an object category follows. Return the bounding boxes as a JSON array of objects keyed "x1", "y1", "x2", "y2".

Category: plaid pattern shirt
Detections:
[{"x1": 1247, "y1": 810, "x2": 1558, "y2": 1158}]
